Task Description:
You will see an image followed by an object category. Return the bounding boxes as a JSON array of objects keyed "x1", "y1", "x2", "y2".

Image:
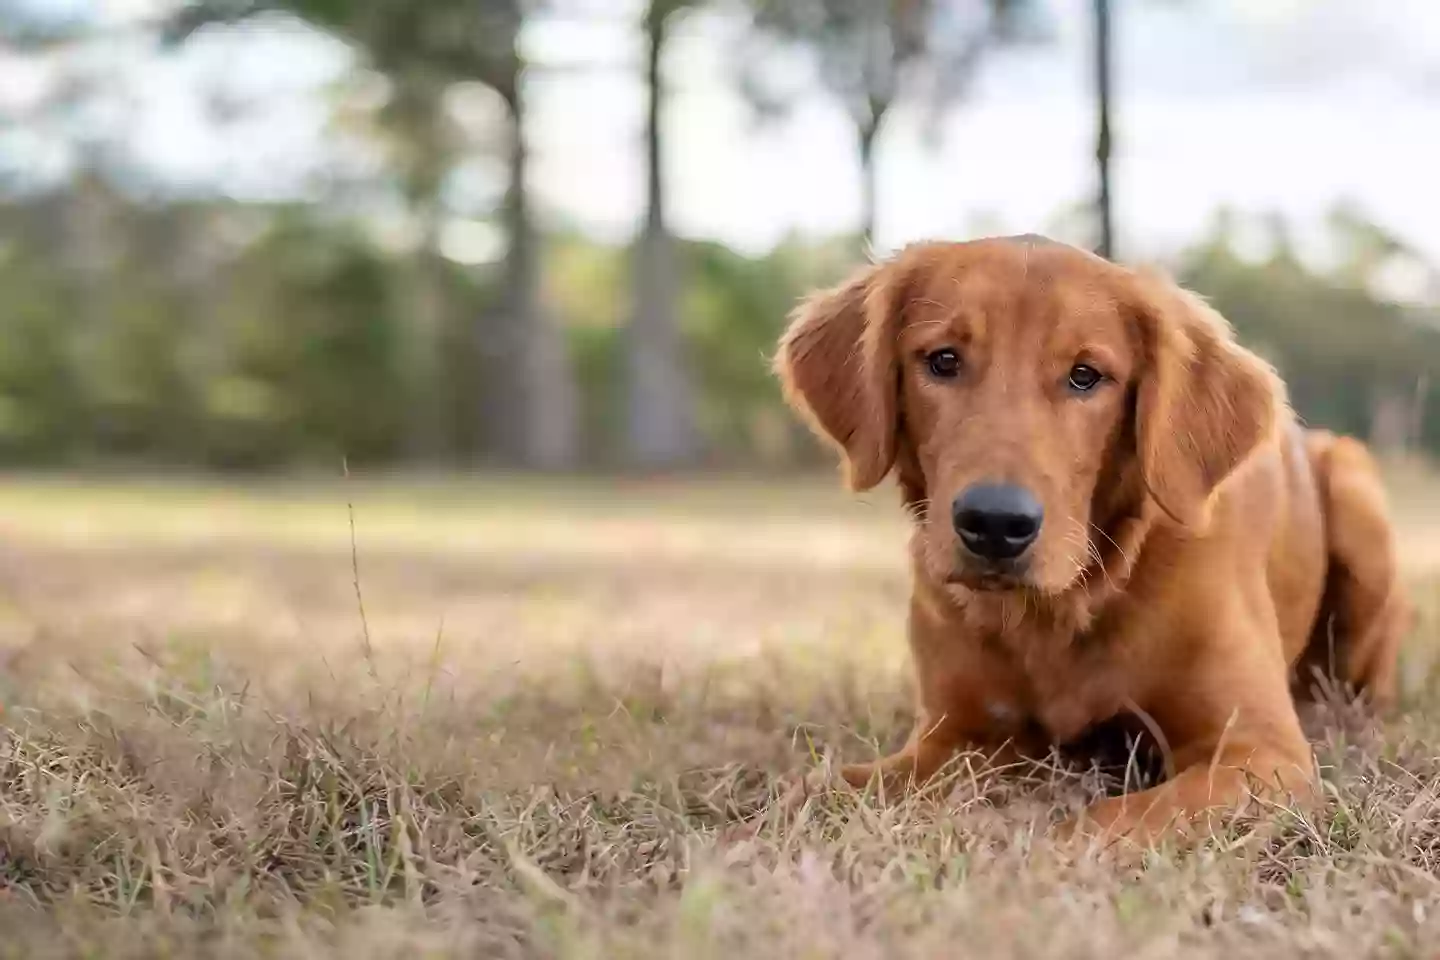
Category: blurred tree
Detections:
[
  {"x1": 1180, "y1": 208, "x2": 1440, "y2": 455},
  {"x1": 626, "y1": 0, "x2": 703, "y2": 468},
  {"x1": 205, "y1": 210, "x2": 406, "y2": 467},
  {"x1": 0, "y1": 216, "x2": 85, "y2": 460},
  {"x1": 546, "y1": 231, "x2": 628, "y2": 464},
  {"x1": 1092, "y1": 0, "x2": 1113, "y2": 258},
  {"x1": 0, "y1": 2, "x2": 135, "y2": 437},
  {"x1": 547, "y1": 227, "x2": 850, "y2": 469},
  {"x1": 683, "y1": 236, "x2": 833, "y2": 464},
  {"x1": 738, "y1": 0, "x2": 1042, "y2": 248},
  {"x1": 329, "y1": 68, "x2": 464, "y2": 461},
  {"x1": 168, "y1": 0, "x2": 579, "y2": 469}
]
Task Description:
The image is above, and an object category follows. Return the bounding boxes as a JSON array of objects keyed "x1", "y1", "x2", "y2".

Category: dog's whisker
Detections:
[
  {"x1": 1058, "y1": 517, "x2": 1116, "y2": 595},
  {"x1": 907, "y1": 498, "x2": 933, "y2": 524},
  {"x1": 904, "y1": 300, "x2": 952, "y2": 316},
  {"x1": 1091, "y1": 523, "x2": 1132, "y2": 567}
]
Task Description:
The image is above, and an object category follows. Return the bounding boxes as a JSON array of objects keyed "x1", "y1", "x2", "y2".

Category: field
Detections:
[{"x1": 1, "y1": 470, "x2": 1440, "y2": 958}]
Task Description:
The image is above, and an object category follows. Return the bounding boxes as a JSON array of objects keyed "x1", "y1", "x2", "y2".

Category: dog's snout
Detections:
[{"x1": 952, "y1": 483, "x2": 1044, "y2": 562}]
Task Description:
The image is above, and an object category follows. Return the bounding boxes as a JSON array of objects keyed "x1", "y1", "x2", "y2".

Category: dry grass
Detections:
[{"x1": 1, "y1": 472, "x2": 1439, "y2": 958}]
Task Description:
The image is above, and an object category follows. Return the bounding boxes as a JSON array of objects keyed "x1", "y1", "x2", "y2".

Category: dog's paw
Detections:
[{"x1": 1051, "y1": 796, "x2": 1192, "y2": 867}]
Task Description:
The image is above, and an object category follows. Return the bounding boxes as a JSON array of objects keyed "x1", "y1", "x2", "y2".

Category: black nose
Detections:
[{"x1": 952, "y1": 483, "x2": 1044, "y2": 562}]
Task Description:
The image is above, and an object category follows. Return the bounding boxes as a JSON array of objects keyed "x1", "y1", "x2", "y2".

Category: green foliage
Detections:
[
  {"x1": 0, "y1": 177, "x2": 1436, "y2": 469},
  {"x1": 551, "y1": 231, "x2": 849, "y2": 467},
  {"x1": 682, "y1": 239, "x2": 827, "y2": 462},
  {"x1": 0, "y1": 250, "x2": 83, "y2": 459},
  {"x1": 203, "y1": 211, "x2": 407, "y2": 467},
  {"x1": 1179, "y1": 213, "x2": 1440, "y2": 452},
  {"x1": 549, "y1": 235, "x2": 628, "y2": 463},
  {"x1": 0, "y1": 192, "x2": 411, "y2": 468}
]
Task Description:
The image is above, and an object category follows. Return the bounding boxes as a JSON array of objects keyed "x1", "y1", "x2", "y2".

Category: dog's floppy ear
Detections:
[
  {"x1": 1130, "y1": 270, "x2": 1282, "y2": 529},
  {"x1": 773, "y1": 260, "x2": 909, "y2": 490}
]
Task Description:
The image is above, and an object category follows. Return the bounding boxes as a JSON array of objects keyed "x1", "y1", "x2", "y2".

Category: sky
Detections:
[{"x1": 7, "y1": 0, "x2": 1440, "y2": 270}]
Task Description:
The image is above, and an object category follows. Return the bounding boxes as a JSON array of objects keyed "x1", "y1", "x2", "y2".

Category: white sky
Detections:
[{"x1": 9, "y1": 0, "x2": 1440, "y2": 265}]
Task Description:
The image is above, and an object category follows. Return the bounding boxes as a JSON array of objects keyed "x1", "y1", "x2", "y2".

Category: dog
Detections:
[{"x1": 772, "y1": 235, "x2": 1410, "y2": 845}]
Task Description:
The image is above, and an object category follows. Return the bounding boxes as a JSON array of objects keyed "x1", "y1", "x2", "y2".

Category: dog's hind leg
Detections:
[{"x1": 1300, "y1": 430, "x2": 1412, "y2": 711}]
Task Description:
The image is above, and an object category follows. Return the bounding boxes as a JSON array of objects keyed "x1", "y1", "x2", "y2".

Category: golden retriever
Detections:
[{"x1": 773, "y1": 235, "x2": 1410, "y2": 844}]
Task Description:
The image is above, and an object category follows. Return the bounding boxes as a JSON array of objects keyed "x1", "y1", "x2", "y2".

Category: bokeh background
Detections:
[{"x1": 1, "y1": 0, "x2": 1438, "y2": 474}]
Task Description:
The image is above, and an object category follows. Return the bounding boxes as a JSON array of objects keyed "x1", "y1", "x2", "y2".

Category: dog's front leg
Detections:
[
  {"x1": 834, "y1": 712, "x2": 979, "y2": 794},
  {"x1": 1058, "y1": 677, "x2": 1317, "y2": 848}
]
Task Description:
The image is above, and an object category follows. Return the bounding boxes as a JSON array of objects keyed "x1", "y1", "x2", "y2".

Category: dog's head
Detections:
[{"x1": 775, "y1": 236, "x2": 1280, "y2": 598}]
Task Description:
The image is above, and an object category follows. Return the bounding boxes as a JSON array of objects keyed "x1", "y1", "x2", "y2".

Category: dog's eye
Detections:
[
  {"x1": 925, "y1": 348, "x2": 962, "y2": 379},
  {"x1": 1067, "y1": 364, "x2": 1104, "y2": 392}
]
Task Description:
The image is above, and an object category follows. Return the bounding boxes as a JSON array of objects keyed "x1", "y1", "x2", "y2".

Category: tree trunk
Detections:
[
  {"x1": 405, "y1": 205, "x2": 451, "y2": 464},
  {"x1": 1093, "y1": 0, "x2": 1115, "y2": 260},
  {"x1": 1369, "y1": 386, "x2": 1410, "y2": 455},
  {"x1": 62, "y1": 169, "x2": 111, "y2": 453},
  {"x1": 490, "y1": 87, "x2": 578, "y2": 470},
  {"x1": 858, "y1": 119, "x2": 880, "y2": 252},
  {"x1": 626, "y1": 2, "x2": 699, "y2": 469},
  {"x1": 1409, "y1": 373, "x2": 1429, "y2": 450}
]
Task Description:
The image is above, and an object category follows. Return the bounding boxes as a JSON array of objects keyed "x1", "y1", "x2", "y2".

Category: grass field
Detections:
[{"x1": 1, "y1": 470, "x2": 1440, "y2": 958}]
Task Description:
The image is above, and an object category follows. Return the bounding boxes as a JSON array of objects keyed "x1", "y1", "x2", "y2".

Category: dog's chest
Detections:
[
  {"x1": 988, "y1": 625, "x2": 1134, "y2": 747},
  {"x1": 1029, "y1": 658, "x2": 1127, "y2": 745}
]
